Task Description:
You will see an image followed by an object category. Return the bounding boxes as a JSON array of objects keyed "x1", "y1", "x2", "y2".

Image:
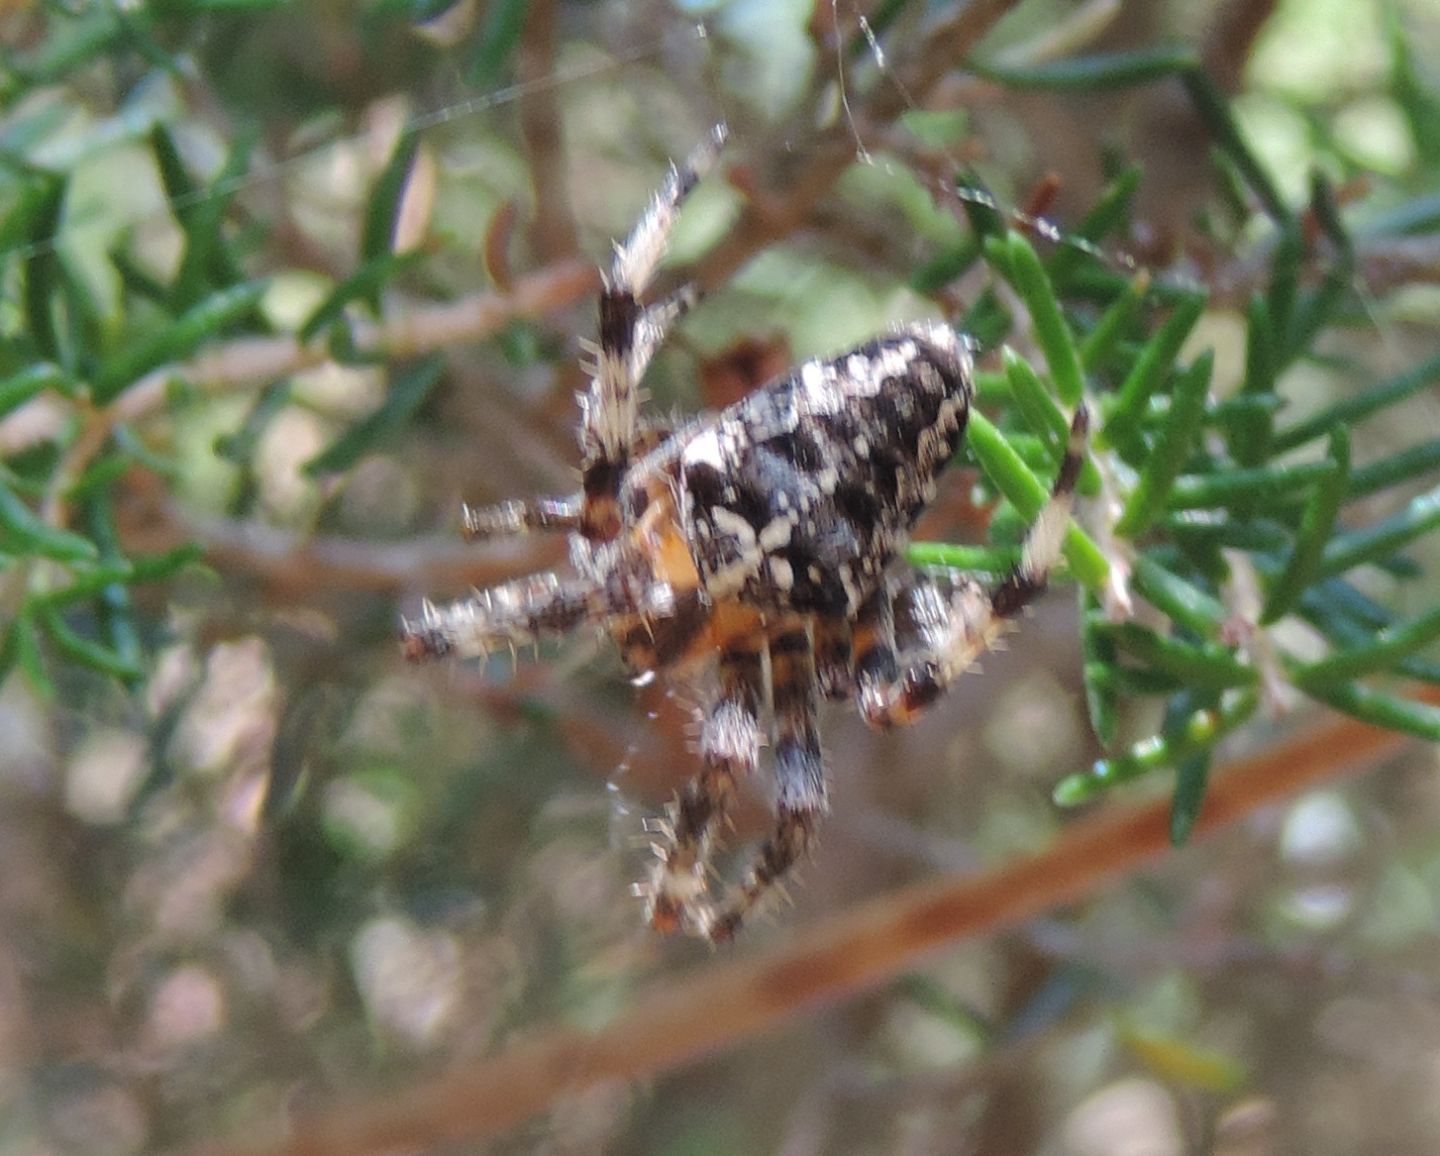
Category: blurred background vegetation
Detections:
[{"x1": 2, "y1": 0, "x2": 1440, "y2": 1153}]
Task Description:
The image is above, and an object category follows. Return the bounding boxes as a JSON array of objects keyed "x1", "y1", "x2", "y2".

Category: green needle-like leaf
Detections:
[
  {"x1": 971, "y1": 46, "x2": 1199, "y2": 92},
  {"x1": 1081, "y1": 592, "x2": 1119, "y2": 746},
  {"x1": 1266, "y1": 224, "x2": 1303, "y2": 340},
  {"x1": 1293, "y1": 604, "x2": 1440, "y2": 685},
  {"x1": 1360, "y1": 192, "x2": 1440, "y2": 238},
  {"x1": 1180, "y1": 68, "x2": 1291, "y2": 224},
  {"x1": 1229, "y1": 295, "x2": 1275, "y2": 466},
  {"x1": 910, "y1": 237, "x2": 982, "y2": 296},
  {"x1": 998, "y1": 233, "x2": 1086, "y2": 406},
  {"x1": 299, "y1": 252, "x2": 422, "y2": 343},
  {"x1": 303, "y1": 355, "x2": 445, "y2": 475},
  {"x1": 93, "y1": 280, "x2": 268, "y2": 403},
  {"x1": 1054, "y1": 690, "x2": 1258, "y2": 805},
  {"x1": 1169, "y1": 460, "x2": 1324, "y2": 509},
  {"x1": 34, "y1": 602, "x2": 144, "y2": 681},
  {"x1": 1096, "y1": 620, "x2": 1257, "y2": 690},
  {"x1": 1292, "y1": 676, "x2": 1440, "y2": 742},
  {"x1": 1282, "y1": 258, "x2": 1354, "y2": 366},
  {"x1": 156, "y1": 126, "x2": 252, "y2": 308},
  {"x1": 1307, "y1": 171, "x2": 1354, "y2": 260},
  {"x1": 1274, "y1": 351, "x2": 1440, "y2": 453},
  {"x1": 1115, "y1": 351, "x2": 1213, "y2": 537},
  {"x1": 1049, "y1": 165, "x2": 1142, "y2": 287},
  {"x1": 1001, "y1": 349, "x2": 1100, "y2": 494},
  {"x1": 0, "y1": 480, "x2": 98, "y2": 562},
  {"x1": 82, "y1": 493, "x2": 143, "y2": 687},
  {"x1": 468, "y1": 0, "x2": 529, "y2": 86},
  {"x1": 1079, "y1": 270, "x2": 1148, "y2": 372},
  {"x1": 22, "y1": 177, "x2": 66, "y2": 363},
  {"x1": 1169, "y1": 751, "x2": 1211, "y2": 846},
  {"x1": 1347, "y1": 439, "x2": 1440, "y2": 500},
  {"x1": 1130, "y1": 555, "x2": 1227, "y2": 635},
  {"x1": 973, "y1": 369, "x2": 1011, "y2": 407},
  {"x1": 905, "y1": 543, "x2": 1018, "y2": 574},
  {"x1": 965, "y1": 410, "x2": 1109, "y2": 591},
  {"x1": 43, "y1": 545, "x2": 204, "y2": 607},
  {"x1": 1298, "y1": 584, "x2": 1440, "y2": 685},
  {"x1": 1092, "y1": 665, "x2": 1187, "y2": 697},
  {"x1": 3, "y1": 609, "x2": 52, "y2": 698},
  {"x1": 1320, "y1": 483, "x2": 1440, "y2": 579},
  {"x1": 362, "y1": 130, "x2": 422, "y2": 264},
  {"x1": 1104, "y1": 292, "x2": 1207, "y2": 456},
  {"x1": 1387, "y1": 5, "x2": 1440, "y2": 169},
  {"x1": 1261, "y1": 429, "x2": 1349, "y2": 624},
  {"x1": 0, "y1": 362, "x2": 67, "y2": 415}
]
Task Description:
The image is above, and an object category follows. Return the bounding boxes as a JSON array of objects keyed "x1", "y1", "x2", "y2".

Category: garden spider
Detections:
[{"x1": 403, "y1": 126, "x2": 1088, "y2": 942}]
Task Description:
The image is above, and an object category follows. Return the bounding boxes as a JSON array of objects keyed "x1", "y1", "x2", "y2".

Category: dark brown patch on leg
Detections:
[{"x1": 708, "y1": 618, "x2": 828, "y2": 941}]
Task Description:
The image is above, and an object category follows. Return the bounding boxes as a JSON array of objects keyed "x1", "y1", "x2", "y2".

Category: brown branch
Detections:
[
  {"x1": 1202, "y1": 0, "x2": 1282, "y2": 93},
  {"x1": 193, "y1": 694, "x2": 1436, "y2": 1156},
  {"x1": 909, "y1": 0, "x2": 1022, "y2": 103},
  {"x1": 517, "y1": 0, "x2": 578, "y2": 262}
]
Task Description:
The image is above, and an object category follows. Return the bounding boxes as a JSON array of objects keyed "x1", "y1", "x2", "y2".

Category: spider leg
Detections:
[
  {"x1": 457, "y1": 413, "x2": 682, "y2": 541},
  {"x1": 401, "y1": 554, "x2": 672, "y2": 662},
  {"x1": 644, "y1": 626, "x2": 764, "y2": 935},
  {"x1": 861, "y1": 407, "x2": 1088, "y2": 728},
  {"x1": 707, "y1": 617, "x2": 827, "y2": 943},
  {"x1": 461, "y1": 496, "x2": 582, "y2": 539},
  {"x1": 626, "y1": 286, "x2": 700, "y2": 389},
  {"x1": 851, "y1": 583, "x2": 900, "y2": 723},
  {"x1": 581, "y1": 125, "x2": 727, "y2": 541},
  {"x1": 813, "y1": 615, "x2": 854, "y2": 700}
]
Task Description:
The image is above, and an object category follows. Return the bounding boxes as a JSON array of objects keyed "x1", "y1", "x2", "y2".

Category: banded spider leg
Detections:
[
  {"x1": 460, "y1": 124, "x2": 729, "y2": 546},
  {"x1": 857, "y1": 408, "x2": 1090, "y2": 729},
  {"x1": 403, "y1": 126, "x2": 727, "y2": 661}
]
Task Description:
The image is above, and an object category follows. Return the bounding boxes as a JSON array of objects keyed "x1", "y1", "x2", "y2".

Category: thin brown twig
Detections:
[
  {"x1": 193, "y1": 693, "x2": 1437, "y2": 1156},
  {"x1": 518, "y1": 0, "x2": 578, "y2": 263},
  {"x1": 1202, "y1": 0, "x2": 1282, "y2": 93},
  {"x1": 908, "y1": 0, "x2": 1021, "y2": 103}
]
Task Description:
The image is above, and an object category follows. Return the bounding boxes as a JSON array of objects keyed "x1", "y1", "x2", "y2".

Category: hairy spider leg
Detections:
[
  {"x1": 644, "y1": 619, "x2": 766, "y2": 935},
  {"x1": 461, "y1": 495, "x2": 583, "y2": 538},
  {"x1": 812, "y1": 615, "x2": 854, "y2": 700},
  {"x1": 851, "y1": 583, "x2": 900, "y2": 720},
  {"x1": 459, "y1": 126, "x2": 728, "y2": 546},
  {"x1": 400, "y1": 550, "x2": 674, "y2": 662},
  {"x1": 580, "y1": 124, "x2": 729, "y2": 541},
  {"x1": 458, "y1": 407, "x2": 684, "y2": 539},
  {"x1": 861, "y1": 406, "x2": 1089, "y2": 728},
  {"x1": 707, "y1": 617, "x2": 828, "y2": 943}
]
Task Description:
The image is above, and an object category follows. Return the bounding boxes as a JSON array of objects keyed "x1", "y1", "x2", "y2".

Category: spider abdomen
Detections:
[{"x1": 676, "y1": 321, "x2": 973, "y2": 616}]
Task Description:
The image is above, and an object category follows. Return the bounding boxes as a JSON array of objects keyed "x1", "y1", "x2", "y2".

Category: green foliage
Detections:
[
  {"x1": 2, "y1": 2, "x2": 1440, "y2": 847},
  {"x1": 891, "y1": 44, "x2": 1440, "y2": 826},
  {"x1": 5, "y1": 7, "x2": 1440, "y2": 1154}
]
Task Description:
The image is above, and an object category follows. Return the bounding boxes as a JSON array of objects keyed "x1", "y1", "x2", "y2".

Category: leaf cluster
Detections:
[
  {"x1": 902, "y1": 33, "x2": 1440, "y2": 838},
  {"x1": 1, "y1": 3, "x2": 1439, "y2": 846}
]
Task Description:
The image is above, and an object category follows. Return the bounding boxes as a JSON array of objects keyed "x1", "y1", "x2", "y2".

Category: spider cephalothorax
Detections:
[{"x1": 403, "y1": 127, "x2": 1087, "y2": 941}]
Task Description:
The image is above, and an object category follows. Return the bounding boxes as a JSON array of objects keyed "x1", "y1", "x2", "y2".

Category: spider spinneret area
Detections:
[{"x1": 403, "y1": 126, "x2": 1087, "y2": 942}]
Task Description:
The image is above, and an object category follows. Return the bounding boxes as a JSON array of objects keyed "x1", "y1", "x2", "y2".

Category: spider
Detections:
[{"x1": 402, "y1": 126, "x2": 1088, "y2": 942}]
